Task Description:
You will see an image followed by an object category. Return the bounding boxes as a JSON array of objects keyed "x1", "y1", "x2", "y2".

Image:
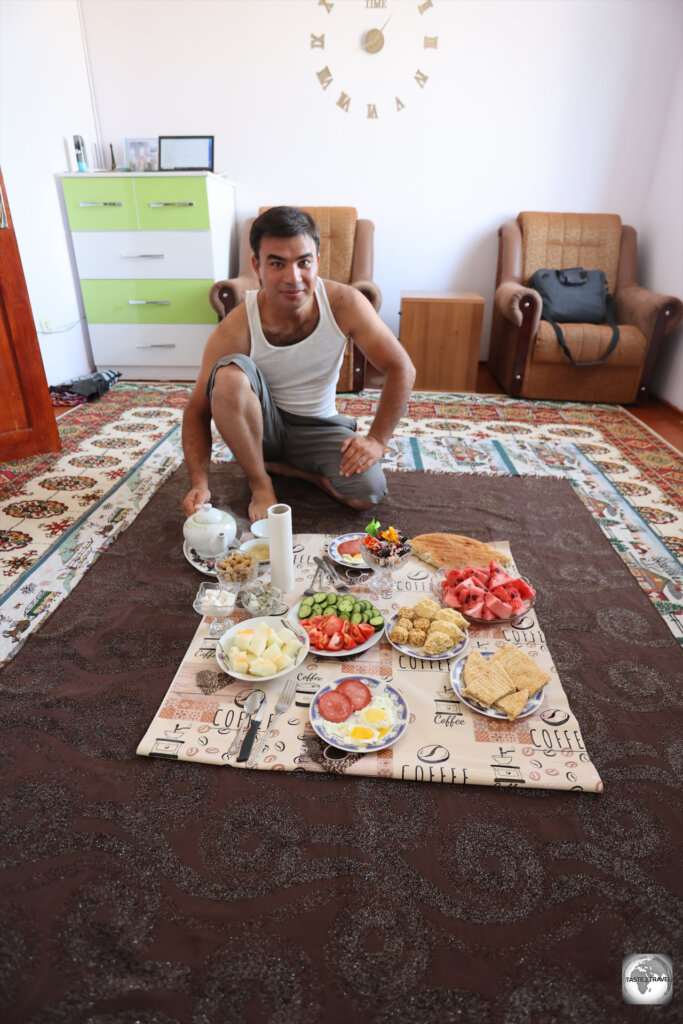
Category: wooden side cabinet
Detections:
[{"x1": 399, "y1": 291, "x2": 484, "y2": 392}]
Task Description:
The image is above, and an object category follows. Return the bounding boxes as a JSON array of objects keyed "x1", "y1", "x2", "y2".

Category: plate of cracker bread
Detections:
[
  {"x1": 450, "y1": 645, "x2": 550, "y2": 720},
  {"x1": 386, "y1": 597, "x2": 470, "y2": 662}
]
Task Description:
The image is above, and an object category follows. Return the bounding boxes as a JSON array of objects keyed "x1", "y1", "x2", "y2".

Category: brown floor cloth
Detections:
[{"x1": 1, "y1": 465, "x2": 681, "y2": 1024}]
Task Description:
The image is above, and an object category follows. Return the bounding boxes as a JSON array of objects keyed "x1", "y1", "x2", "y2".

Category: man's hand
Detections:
[
  {"x1": 182, "y1": 486, "x2": 211, "y2": 518},
  {"x1": 339, "y1": 434, "x2": 385, "y2": 477}
]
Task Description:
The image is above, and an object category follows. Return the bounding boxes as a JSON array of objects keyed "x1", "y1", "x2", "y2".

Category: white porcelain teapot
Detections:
[{"x1": 183, "y1": 503, "x2": 236, "y2": 557}]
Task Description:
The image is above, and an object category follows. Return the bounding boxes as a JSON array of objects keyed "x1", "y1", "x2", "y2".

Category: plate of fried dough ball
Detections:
[{"x1": 385, "y1": 597, "x2": 470, "y2": 662}]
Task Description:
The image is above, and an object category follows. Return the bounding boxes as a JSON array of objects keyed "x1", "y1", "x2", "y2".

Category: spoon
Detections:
[{"x1": 228, "y1": 690, "x2": 263, "y2": 756}]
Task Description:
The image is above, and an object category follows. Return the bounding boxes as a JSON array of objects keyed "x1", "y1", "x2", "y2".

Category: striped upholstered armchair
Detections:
[
  {"x1": 209, "y1": 206, "x2": 381, "y2": 392},
  {"x1": 488, "y1": 212, "x2": 682, "y2": 403}
]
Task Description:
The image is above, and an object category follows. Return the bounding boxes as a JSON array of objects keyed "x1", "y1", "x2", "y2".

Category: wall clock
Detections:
[{"x1": 310, "y1": 0, "x2": 439, "y2": 119}]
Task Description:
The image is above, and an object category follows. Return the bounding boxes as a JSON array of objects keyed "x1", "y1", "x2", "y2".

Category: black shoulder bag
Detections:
[{"x1": 528, "y1": 267, "x2": 620, "y2": 366}]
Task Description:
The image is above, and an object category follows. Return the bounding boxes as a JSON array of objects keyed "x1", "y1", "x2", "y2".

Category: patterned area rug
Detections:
[{"x1": 1, "y1": 384, "x2": 681, "y2": 665}]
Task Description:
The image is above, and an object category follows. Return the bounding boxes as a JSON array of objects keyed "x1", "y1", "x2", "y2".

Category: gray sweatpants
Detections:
[{"x1": 206, "y1": 354, "x2": 387, "y2": 504}]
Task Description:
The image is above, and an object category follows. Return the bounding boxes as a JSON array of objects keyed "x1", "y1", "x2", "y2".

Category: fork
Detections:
[
  {"x1": 303, "y1": 563, "x2": 322, "y2": 597},
  {"x1": 313, "y1": 555, "x2": 349, "y2": 592},
  {"x1": 247, "y1": 675, "x2": 297, "y2": 767}
]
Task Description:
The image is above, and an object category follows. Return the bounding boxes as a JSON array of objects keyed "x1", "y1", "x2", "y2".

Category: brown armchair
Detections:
[
  {"x1": 488, "y1": 212, "x2": 682, "y2": 404},
  {"x1": 209, "y1": 206, "x2": 382, "y2": 392}
]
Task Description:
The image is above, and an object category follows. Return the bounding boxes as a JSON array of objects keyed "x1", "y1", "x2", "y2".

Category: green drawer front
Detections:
[
  {"x1": 134, "y1": 177, "x2": 210, "y2": 230},
  {"x1": 62, "y1": 178, "x2": 138, "y2": 231},
  {"x1": 80, "y1": 279, "x2": 215, "y2": 323}
]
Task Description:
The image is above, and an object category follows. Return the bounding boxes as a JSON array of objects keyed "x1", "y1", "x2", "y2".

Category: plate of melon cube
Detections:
[{"x1": 215, "y1": 616, "x2": 309, "y2": 681}]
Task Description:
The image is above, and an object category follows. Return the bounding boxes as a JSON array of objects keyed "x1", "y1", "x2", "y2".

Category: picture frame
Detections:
[
  {"x1": 158, "y1": 136, "x2": 214, "y2": 172},
  {"x1": 124, "y1": 138, "x2": 159, "y2": 172}
]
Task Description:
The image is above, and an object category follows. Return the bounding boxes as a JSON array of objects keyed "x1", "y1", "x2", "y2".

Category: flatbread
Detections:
[{"x1": 411, "y1": 533, "x2": 512, "y2": 571}]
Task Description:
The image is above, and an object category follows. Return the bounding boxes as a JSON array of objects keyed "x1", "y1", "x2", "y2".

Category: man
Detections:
[{"x1": 182, "y1": 206, "x2": 415, "y2": 523}]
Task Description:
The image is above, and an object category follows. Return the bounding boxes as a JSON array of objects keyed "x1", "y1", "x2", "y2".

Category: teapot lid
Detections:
[{"x1": 192, "y1": 503, "x2": 225, "y2": 525}]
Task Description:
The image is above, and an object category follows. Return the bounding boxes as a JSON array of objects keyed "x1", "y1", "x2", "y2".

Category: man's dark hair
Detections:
[{"x1": 250, "y1": 206, "x2": 320, "y2": 259}]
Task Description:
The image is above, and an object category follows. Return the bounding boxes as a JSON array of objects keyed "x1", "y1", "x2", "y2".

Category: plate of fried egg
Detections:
[
  {"x1": 309, "y1": 676, "x2": 409, "y2": 754},
  {"x1": 328, "y1": 532, "x2": 366, "y2": 567}
]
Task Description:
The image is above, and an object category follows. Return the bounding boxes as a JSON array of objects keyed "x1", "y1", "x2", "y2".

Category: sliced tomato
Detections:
[
  {"x1": 357, "y1": 622, "x2": 375, "y2": 640},
  {"x1": 348, "y1": 622, "x2": 365, "y2": 643},
  {"x1": 308, "y1": 628, "x2": 328, "y2": 649},
  {"x1": 326, "y1": 632, "x2": 344, "y2": 651},
  {"x1": 322, "y1": 615, "x2": 343, "y2": 636},
  {"x1": 308, "y1": 615, "x2": 325, "y2": 626},
  {"x1": 341, "y1": 633, "x2": 357, "y2": 649}
]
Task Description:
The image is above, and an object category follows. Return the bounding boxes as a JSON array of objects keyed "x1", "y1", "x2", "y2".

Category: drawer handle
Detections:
[
  {"x1": 120, "y1": 253, "x2": 164, "y2": 259},
  {"x1": 78, "y1": 201, "x2": 123, "y2": 207},
  {"x1": 148, "y1": 201, "x2": 195, "y2": 207},
  {"x1": 135, "y1": 344, "x2": 177, "y2": 349},
  {"x1": 128, "y1": 299, "x2": 171, "y2": 305}
]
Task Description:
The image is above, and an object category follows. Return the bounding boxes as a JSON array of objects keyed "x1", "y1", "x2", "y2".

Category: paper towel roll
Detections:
[{"x1": 268, "y1": 503, "x2": 294, "y2": 593}]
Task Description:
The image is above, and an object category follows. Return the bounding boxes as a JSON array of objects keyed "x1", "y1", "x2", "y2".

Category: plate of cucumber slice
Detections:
[{"x1": 289, "y1": 590, "x2": 385, "y2": 656}]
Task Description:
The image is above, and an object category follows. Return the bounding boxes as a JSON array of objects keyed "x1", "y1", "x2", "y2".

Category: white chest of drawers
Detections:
[{"x1": 60, "y1": 171, "x2": 236, "y2": 380}]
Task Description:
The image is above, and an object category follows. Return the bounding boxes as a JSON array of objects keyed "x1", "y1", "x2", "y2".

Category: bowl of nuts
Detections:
[{"x1": 215, "y1": 549, "x2": 260, "y2": 587}]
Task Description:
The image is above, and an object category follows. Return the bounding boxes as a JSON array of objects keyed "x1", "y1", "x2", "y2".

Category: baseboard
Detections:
[{"x1": 650, "y1": 393, "x2": 683, "y2": 417}]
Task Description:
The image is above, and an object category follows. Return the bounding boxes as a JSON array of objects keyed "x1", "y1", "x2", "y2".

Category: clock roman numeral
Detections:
[
  {"x1": 317, "y1": 66, "x2": 333, "y2": 90},
  {"x1": 367, "y1": 104, "x2": 378, "y2": 119},
  {"x1": 424, "y1": 35, "x2": 438, "y2": 48},
  {"x1": 396, "y1": 97, "x2": 406, "y2": 112},
  {"x1": 418, "y1": 0, "x2": 434, "y2": 13},
  {"x1": 318, "y1": 0, "x2": 334, "y2": 13},
  {"x1": 310, "y1": 33, "x2": 325, "y2": 49},
  {"x1": 414, "y1": 69, "x2": 428, "y2": 88},
  {"x1": 337, "y1": 92, "x2": 351, "y2": 112}
]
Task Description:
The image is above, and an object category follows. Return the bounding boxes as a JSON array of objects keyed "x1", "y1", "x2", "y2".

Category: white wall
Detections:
[
  {"x1": 645, "y1": 58, "x2": 683, "y2": 411},
  {"x1": 2, "y1": 0, "x2": 681, "y2": 403},
  {"x1": 0, "y1": 0, "x2": 96, "y2": 384}
]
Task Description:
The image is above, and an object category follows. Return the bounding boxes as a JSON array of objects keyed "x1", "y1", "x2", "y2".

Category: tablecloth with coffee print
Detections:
[{"x1": 137, "y1": 535, "x2": 603, "y2": 792}]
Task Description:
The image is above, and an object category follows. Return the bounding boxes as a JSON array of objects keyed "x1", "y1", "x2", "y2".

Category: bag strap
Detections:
[{"x1": 545, "y1": 295, "x2": 620, "y2": 367}]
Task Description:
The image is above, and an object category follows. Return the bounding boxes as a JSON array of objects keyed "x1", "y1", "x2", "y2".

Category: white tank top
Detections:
[{"x1": 245, "y1": 278, "x2": 347, "y2": 417}]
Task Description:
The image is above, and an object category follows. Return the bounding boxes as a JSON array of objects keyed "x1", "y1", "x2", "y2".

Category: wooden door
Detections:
[{"x1": 0, "y1": 167, "x2": 61, "y2": 460}]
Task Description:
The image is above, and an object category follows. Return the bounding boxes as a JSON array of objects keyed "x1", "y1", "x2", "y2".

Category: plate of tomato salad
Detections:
[{"x1": 288, "y1": 599, "x2": 385, "y2": 657}]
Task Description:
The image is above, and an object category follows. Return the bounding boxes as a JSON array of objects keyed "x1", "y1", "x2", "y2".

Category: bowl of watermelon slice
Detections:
[{"x1": 431, "y1": 561, "x2": 536, "y2": 625}]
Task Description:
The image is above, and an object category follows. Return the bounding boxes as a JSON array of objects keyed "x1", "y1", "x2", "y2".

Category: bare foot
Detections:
[{"x1": 248, "y1": 480, "x2": 278, "y2": 523}]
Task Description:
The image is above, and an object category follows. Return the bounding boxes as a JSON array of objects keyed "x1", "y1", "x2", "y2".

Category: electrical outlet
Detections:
[{"x1": 39, "y1": 319, "x2": 51, "y2": 333}]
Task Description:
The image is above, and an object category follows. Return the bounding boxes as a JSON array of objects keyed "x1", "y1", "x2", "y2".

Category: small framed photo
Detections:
[
  {"x1": 124, "y1": 138, "x2": 159, "y2": 172},
  {"x1": 158, "y1": 136, "x2": 214, "y2": 172}
]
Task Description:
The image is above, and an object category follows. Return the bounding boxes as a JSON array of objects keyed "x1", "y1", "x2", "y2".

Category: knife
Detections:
[
  {"x1": 323, "y1": 554, "x2": 351, "y2": 590},
  {"x1": 313, "y1": 555, "x2": 339, "y2": 585},
  {"x1": 236, "y1": 698, "x2": 266, "y2": 763},
  {"x1": 314, "y1": 554, "x2": 349, "y2": 591}
]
